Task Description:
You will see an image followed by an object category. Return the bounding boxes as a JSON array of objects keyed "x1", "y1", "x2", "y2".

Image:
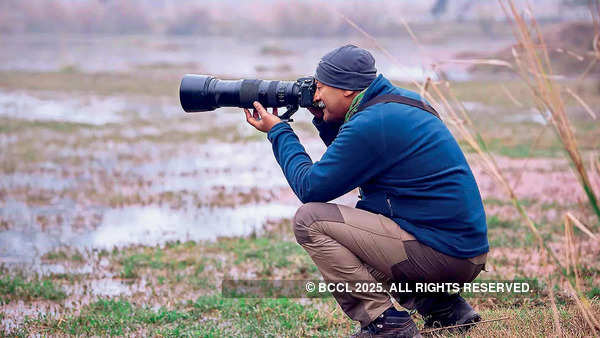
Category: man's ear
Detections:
[{"x1": 342, "y1": 90, "x2": 357, "y2": 98}]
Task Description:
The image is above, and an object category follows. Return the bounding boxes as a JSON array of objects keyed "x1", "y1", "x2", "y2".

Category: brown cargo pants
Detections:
[{"x1": 293, "y1": 202, "x2": 486, "y2": 327}]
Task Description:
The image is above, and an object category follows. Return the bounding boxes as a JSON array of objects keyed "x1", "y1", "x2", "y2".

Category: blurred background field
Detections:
[{"x1": 1, "y1": 0, "x2": 600, "y2": 336}]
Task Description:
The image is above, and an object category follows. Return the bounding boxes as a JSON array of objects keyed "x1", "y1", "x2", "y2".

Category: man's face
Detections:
[{"x1": 313, "y1": 80, "x2": 357, "y2": 122}]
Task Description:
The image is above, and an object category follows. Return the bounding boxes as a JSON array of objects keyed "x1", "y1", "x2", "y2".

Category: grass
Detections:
[
  {"x1": 483, "y1": 138, "x2": 563, "y2": 158},
  {"x1": 191, "y1": 296, "x2": 341, "y2": 336},
  {"x1": 2, "y1": 233, "x2": 350, "y2": 335},
  {"x1": 394, "y1": 77, "x2": 600, "y2": 111},
  {"x1": 448, "y1": 302, "x2": 600, "y2": 337},
  {"x1": 17, "y1": 296, "x2": 349, "y2": 336},
  {"x1": 117, "y1": 246, "x2": 204, "y2": 279},
  {"x1": 1, "y1": 220, "x2": 599, "y2": 336},
  {"x1": 211, "y1": 237, "x2": 314, "y2": 277},
  {"x1": 23, "y1": 299, "x2": 191, "y2": 336},
  {"x1": 587, "y1": 287, "x2": 600, "y2": 300},
  {"x1": 0, "y1": 70, "x2": 179, "y2": 97},
  {"x1": 488, "y1": 227, "x2": 552, "y2": 249},
  {"x1": 0, "y1": 273, "x2": 66, "y2": 304},
  {"x1": 119, "y1": 250, "x2": 166, "y2": 279},
  {"x1": 0, "y1": 117, "x2": 99, "y2": 134},
  {"x1": 11, "y1": 287, "x2": 600, "y2": 336},
  {"x1": 488, "y1": 215, "x2": 520, "y2": 229},
  {"x1": 42, "y1": 250, "x2": 84, "y2": 263}
]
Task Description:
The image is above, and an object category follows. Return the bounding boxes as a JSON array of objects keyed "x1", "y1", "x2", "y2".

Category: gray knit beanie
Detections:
[{"x1": 314, "y1": 44, "x2": 377, "y2": 90}]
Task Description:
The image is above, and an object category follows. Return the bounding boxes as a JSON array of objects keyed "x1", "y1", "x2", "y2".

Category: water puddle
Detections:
[
  {"x1": 144, "y1": 142, "x2": 290, "y2": 192},
  {"x1": 0, "y1": 90, "x2": 182, "y2": 125},
  {"x1": 0, "y1": 201, "x2": 298, "y2": 265},
  {"x1": 83, "y1": 203, "x2": 298, "y2": 249},
  {"x1": 505, "y1": 112, "x2": 547, "y2": 125},
  {"x1": 1, "y1": 173, "x2": 74, "y2": 191},
  {"x1": 89, "y1": 279, "x2": 132, "y2": 297},
  {"x1": 0, "y1": 90, "x2": 126, "y2": 125}
]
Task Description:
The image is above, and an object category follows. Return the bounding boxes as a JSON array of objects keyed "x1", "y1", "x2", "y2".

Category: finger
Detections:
[
  {"x1": 253, "y1": 101, "x2": 268, "y2": 118},
  {"x1": 244, "y1": 108, "x2": 252, "y2": 121},
  {"x1": 245, "y1": 108, "x2": 259, "y2": 127},
  {"x1": 252, "y1": 108, "x2": 259, "y2": 119},
  {"x1": 272, "y1": 107, "x2": 278, "y2": 117}
]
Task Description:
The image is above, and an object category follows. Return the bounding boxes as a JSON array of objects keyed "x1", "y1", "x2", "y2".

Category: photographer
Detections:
[{"x1": 245, "y1": 45, "x2": 488, "y2": 338}]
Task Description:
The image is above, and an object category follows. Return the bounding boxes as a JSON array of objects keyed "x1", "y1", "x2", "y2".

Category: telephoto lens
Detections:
[
  {"x1": 179, "y1": 74, "x2": 317, "y2": 121},
  {"x1": 179, "y1": 75, "x2": 297, "y2": 112}
]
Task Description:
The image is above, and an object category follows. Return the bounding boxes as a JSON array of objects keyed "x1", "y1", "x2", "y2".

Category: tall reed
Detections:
[{"x1": 499, "y1": 0, "x2": 600, "y2": 224}]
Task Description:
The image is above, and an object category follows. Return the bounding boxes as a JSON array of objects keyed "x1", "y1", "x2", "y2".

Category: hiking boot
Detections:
[
  {"x1": 350, "y1": 307, "x2": 422, "y2": 338},
  {"x1": 420, "y1": 294, "x2": 480, "y2": 332}
]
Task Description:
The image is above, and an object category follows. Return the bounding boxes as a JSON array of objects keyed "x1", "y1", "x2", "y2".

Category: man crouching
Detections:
[{"x1": 244, "y1": 44, "x2": 488, "y2": 338}]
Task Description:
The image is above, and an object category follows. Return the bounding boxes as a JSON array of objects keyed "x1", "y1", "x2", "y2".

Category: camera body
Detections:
[
  {"x1": 180, "y1": 74, "x2": 319, "y2": 121},
  {"x1": 296, "y1": 76, "x2": 317, "y2": 109}
]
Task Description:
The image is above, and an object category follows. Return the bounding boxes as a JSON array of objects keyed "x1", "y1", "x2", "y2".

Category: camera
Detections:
[{"x1": 179, "y1": 75, "x2": 320, "y2": 121}]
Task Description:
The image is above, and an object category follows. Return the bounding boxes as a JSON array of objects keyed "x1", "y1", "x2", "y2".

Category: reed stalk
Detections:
[
  {"x1": 547, "y1": 276, "x2": 562, "y2": 337},
  {"x1": 499, "y1": 0, "x2": 600, "y2": 224}
]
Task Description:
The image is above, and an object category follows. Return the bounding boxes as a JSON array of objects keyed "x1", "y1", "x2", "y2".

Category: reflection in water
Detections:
[
  {"x1": 0, "y1": 90, "x2": 181, "y2": 125},
  {"x1": 0, "y1": 91, "x2": 126, "y2": 125},
  {"x1": 0, "y1": 201, "x2": 298, "y2": 265},
  {"x1": 89, "y1": 279, "x2": 132, "y2": 297},
  {"x1": 84, "y1": 203, "x2": 298, "y2": 248}
]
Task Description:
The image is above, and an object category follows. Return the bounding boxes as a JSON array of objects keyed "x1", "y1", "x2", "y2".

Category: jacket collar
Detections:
[{"x1": 360, "y1": 74, "x2": 396, "y2": 104}]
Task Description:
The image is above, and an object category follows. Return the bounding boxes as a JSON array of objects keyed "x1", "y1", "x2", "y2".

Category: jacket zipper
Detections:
[{"x1": 386, "y1": 197, "x2": 394, "y2": 217}]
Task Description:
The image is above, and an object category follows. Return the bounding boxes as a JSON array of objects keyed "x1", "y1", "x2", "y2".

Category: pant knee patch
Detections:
[{"x1": 293, "y1": 203, "x2": 343, "y2": 244}]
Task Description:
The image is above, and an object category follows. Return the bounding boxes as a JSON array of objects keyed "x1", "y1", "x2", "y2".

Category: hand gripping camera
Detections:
[{"x1": 179, "y1": 75, "x2": 321, "y2": 121}]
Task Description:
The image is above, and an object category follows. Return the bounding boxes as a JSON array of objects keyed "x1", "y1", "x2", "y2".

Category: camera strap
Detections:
[{"x1": 356, "y1": 94, "x2": 441, "y2": 120}]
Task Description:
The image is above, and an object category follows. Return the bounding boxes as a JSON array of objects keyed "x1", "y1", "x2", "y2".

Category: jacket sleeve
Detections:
[
  {"x1": 312, "y1": 117, "x2": 343, "y2": 147},
  {"x1": 267, "y1": 121, "x2": 386, "y2": 203}
]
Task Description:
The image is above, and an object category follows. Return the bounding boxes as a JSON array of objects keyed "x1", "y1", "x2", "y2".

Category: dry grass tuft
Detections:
[{"x1": 499, "y1": 0, "x2": 600, "y2": 223}]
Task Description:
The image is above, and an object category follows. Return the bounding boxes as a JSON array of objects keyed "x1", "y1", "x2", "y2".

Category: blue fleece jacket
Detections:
[{"x1": 267, "y1": 74, "x2": 488, "y2": 258}]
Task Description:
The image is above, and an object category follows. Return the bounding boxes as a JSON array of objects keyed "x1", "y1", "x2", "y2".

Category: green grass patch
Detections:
[
  {"x1": 0, "y1": 273, "x2": 66, "y2": 304},
  {"x1": 487, "y1": 215, "x2": 520, "y2": 229},
  {"x1": 461, "y1": 136, "x2": 563, "y2": 158},
  {"x1": 26, "y1": 299, "x2": 191, "y2": 335},
  {"x1": 586, "y1": 287, "x2": 600, "y2": 300},
  {"x1": 191, "y1": 295, "x2": 342, "y2": 336},
  {"x1": 495, "y1": 143, "x2": 562, "y2": 158},
  {"x1": 119, "y1": 249, "x2": 166, "y2": 279},
  {"x1": 0, "y1": 117, "x2": 98, "y2": 134},
  {"x1": 23, "y1": 296, "x2": 348, "y2": 336},
  {"x1": 0, "y1": 70, "x2": 178, "y2": 96},
  {"x1": 117, "y1": 244, "x2": 207, "y2": 281},
  {"x1": 42, "y1": 249, "x2": 84, "y2": 263},
  {"x1": 483, "y1": 198, "x2": 511, "y2": 207},
  {"x1": 212, "y1": 237, "x2": 313, "y2": 276}
]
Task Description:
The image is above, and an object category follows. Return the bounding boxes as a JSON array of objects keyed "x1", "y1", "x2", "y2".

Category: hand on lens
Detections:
[{"x1": 244, "y1": 101, "x2": 283, "y2": 133}]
